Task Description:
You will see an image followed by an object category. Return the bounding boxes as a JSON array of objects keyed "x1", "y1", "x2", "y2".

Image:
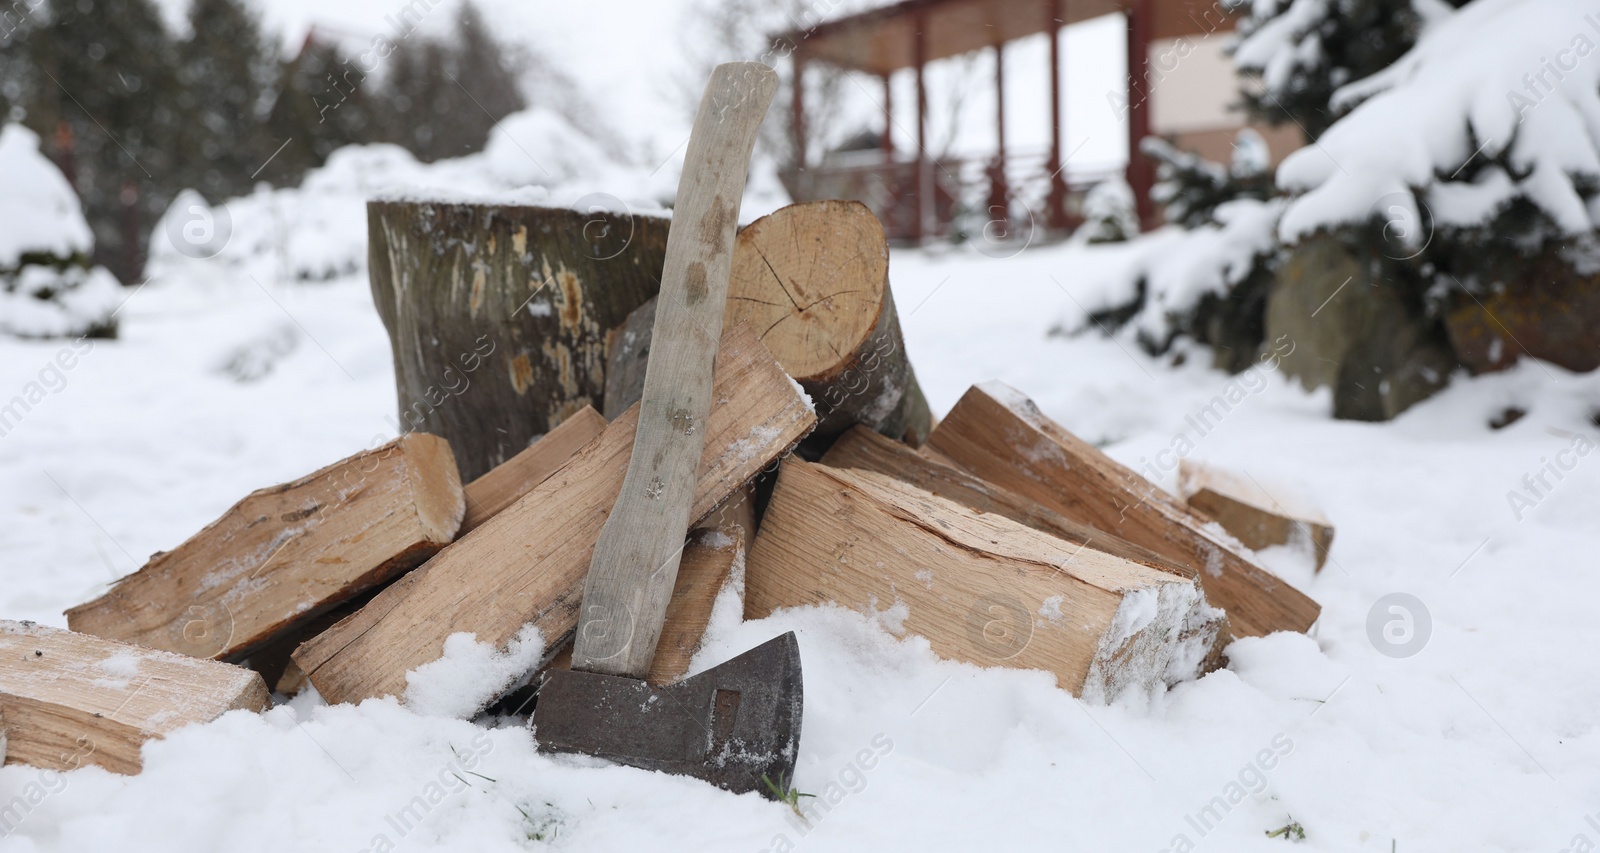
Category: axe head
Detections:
[{"x1": 532, "y1": 632, "x2": 803, "y2": 798}]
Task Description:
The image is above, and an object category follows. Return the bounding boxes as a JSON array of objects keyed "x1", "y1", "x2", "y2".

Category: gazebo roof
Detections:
[{"x1": 782, "y1": 0, "x2": 1238, "y2": 76}]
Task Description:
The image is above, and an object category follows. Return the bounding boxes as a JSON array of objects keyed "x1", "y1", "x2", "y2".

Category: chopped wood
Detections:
[
  {"x1": 368, "y1": 200, "x2": 669, "y2": 481},
  {"x1": 746, "y1": 460, "x2": 1220, "y2": 700},
  {"x1": 0, "y1": 621, "x2": 268, "y2": 774},
  {"x1": 292, "y1": 324, "x2": 814, "y2": 709},
  {"x1": 925, "y1": 382, "x2": 1320, "y2": 638},
  {"x1": 823, "y1": 426, "x2": 1193, "y2": 577},
  {"x1": 545, "y1": 499, "x2": 751, "y2": 685},
  {"x1": 460, "y1": 405, "x2": 606, "y2": 534},
  {"x1": 728, "y1": 200, "x2": 930, "y2": 447},
  {"x1": 1178, "y1": 460, "x2": 1335, "y2": 571},
  {"x1": 822, "y1": 425, "x2": 1228, "y2": 669},
  {"x1": 66, "y1": 433, "x2": 465, "y2": 662}
]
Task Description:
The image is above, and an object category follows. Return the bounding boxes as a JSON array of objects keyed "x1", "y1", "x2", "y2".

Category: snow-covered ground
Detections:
[{"x1": 3, "y1": 197, "x2": 1600, "y2": 850}]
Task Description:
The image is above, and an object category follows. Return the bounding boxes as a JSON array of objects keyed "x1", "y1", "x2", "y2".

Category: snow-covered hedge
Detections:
[
  {"x1": 1277, "y1": 0, "x2": 1600, "y2": 252},
  {"x1": 0, "y1": 125, "x2": 121, "y2": 339},
  {"x1": 146, "y1": 106, "x2": 693, "y2": 284},
  {"x1": 1123, "y1": 198, "x2": 1285, "y2": 348}
]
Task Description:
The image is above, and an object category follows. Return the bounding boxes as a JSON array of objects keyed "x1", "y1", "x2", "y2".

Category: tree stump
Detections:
[
  {"x1": 368, "y1": 200, "x2": 668, "y2": 481},
  {"x1": 726, "y1": 200, "x2": 931, "y2": 448}
]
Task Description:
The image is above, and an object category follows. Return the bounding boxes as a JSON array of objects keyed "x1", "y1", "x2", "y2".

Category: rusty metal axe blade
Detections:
[{"x1": 533, "y1": 632, "x2": 802, "y2": 797}]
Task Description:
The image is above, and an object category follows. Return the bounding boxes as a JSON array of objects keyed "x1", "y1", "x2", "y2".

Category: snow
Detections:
[
  {"x1": 5, "y1": 113, "x2": 1600, "y2": 851},
  {"x1": 1276, "y1": 0, "x2": 1600, "y2": 242},
  {"x1": 0, "y1": 124, "x2": 124, "y2": 340},
  {"x1": 0, "y1": 266, "x2": 123, "y2": 341},
  {"x1": 0, "y1": 125, "x2": 93, "y2": 269},
  {"x1": 403, "y1": 625, "x2": 546, "y2": 719},
  {"x1": 1032, "y1": 197, "x2": 1284, "y2": 346}
]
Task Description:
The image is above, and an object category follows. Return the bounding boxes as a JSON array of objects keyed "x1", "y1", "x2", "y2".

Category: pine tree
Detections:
[
  {"x1": 29, "y1": 0, "x2": 183, "y2": 281},
  {"x1": 173, "y1": 0, "x2": 277, "y2": 202},
  {"x1": 1227, "y1": 0, "x2": 1468, "y2": 142},
  {"x1": 379, "y1": 1, "x2": 525, "y2": 163},
  {"x1": 1142, "y1": 131, "x2": 1275, "y2": 229},
  {"x1": 264, "y1": 35, "x2": 381, "y2": 180}
]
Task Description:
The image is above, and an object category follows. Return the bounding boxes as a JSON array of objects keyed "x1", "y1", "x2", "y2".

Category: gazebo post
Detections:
[
  {"x1": 791, "y1": 52, "x2": 808, "y2": 174},
  {"x1": 881, "y1": 73, "x2": 894, "y2": 155},
  {"x1": 1125, "y1": 0, "x2": 1157, "y2": 231},
  {"x1": 913, "y1": 11, "x2": 930, "y2": 243},
  {"x1": 986, "y1": 41, "x2": 1010, "y2": 233},
  {"x1": 1045, "y1": 0, "x2": 1069, "y2": 231}
]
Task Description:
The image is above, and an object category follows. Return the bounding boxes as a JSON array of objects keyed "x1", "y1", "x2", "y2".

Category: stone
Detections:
[
  {"x1": 1444, "y1": 241, "x2": 1600, "y2": 374},
  {"x1": 1266, "y1": 233, "x2": 1456, "y2": 420}
]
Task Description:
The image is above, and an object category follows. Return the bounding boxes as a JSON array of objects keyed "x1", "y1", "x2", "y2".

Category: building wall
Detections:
[{"x1": 1148, "y1": 35, "x2": 1303, "y2": 166}]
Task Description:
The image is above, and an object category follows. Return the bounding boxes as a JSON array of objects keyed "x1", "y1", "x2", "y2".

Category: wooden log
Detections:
[
  {"x1": 925, "y1": 383, "x2": 1321, "y2": 638},
  {"x1": 602, "y1": 296, "x2": 656, "y2": 420},
  {"x1": 545, "y1": 506, "x2": 752, "y2": 685},
  {"x1": 66, "y1": 433, "x2": 464, "y2": 663},
  {"x1": 292, "y1": 324, "x2": 815, "y2": 709},
  {"x1": 460, "y1": 405, "x2": 606, "y2": 534},
  {"x1": 1178, "y1": 460, "x2": 1335, "y2": 572},
  {"x1": 727, "y1": 200, "x2": 931, "y2": 447},
  {"x1": 368, "y1": 200, "x2": 669, "y2": 482},
  {"x1": 646, "y1": 501, "x2": 753, "y2": 684},
  {"x1": 823, "y1": 426, "x2": 1193, "y2": 577},
  {"x1": 822, "y1": 426, "x2": 1229, "y2": 670},
  {"x1": 747, "y1": 460, "x2": 1218, "y2": 700},
  {"x1": 0, "y1": 621, "x2": 268, "y2": 774},
  {"x1": 235, "y1": 406, "x2": 607, "y2": 693}
]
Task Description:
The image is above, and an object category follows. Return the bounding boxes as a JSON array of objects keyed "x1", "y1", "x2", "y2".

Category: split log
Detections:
[
  {"x1": 460, "y1": 405, "x2": 607, "y2": 533},
  {"x1": 746, "y1": 461, "x2": 1218, "y2": 700},
  {"x1": 823, "y1": 426, "x2": 1195, "y2": 577},
  {"x1": 727, "y1": 200, "x2": 930, "y2": 447},
  {"x1": 292, "y1": 324, "x2": 815, "y2": 709},
  {"x1": 0, "y1": 621, "x2": 268, "y2": 774},
  {"x1": 66, "y1": 433, "x2": 464, "y2": 662},
  {"x1": 368, "y1": 200, "x2": 669, "y2": 482},
  {"x1": 238, "y1": 406, "x2": 604, "y2": 694},
  {"x1": 546, "y1": 498, "x2": 752, "y2": 685},
  {"x1": 823, "y1": 425, "x2": 1228, "y2": 669},
  {"x1": 1178, "y1": 460, "x2": 1335, "y2": 572},
  {"x1": 925, "y1": 383, "x2": 1320, "y2": 638}
]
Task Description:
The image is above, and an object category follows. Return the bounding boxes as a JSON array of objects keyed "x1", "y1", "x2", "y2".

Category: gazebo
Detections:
[{"x1": 776, "y1": 0, "x2": 1258, "y2": 242}]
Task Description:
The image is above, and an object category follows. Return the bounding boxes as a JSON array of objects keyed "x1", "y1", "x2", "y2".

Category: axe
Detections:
[{"x1": 532, "y1": 62, "x2": 801, "y2": 798}]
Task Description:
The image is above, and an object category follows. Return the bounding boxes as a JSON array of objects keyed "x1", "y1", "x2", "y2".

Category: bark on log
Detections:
[
  {"x1": 292, "y1": 324, "x2": 815, "y2": 710},
  {"x1": 747, "y1": 460, "x2": 1216, "y2": 700},
  {"x1": 0, "y1": 621, "x2": 268, "y2": 774},
  {"x1": 368, "y1": 200, "x2": 669, "y2": 482},
  {"x1": 602, "y1": 296, "x2": 657, "y2": 420},
  {"x1": 727, "y1": 200, "x2": 930, "y2": 447},
  {"x1": 926, "y1": 382, "x2": 1321, "y2": 638}
]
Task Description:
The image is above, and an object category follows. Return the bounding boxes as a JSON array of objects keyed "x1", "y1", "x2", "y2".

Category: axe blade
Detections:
[{"x1": 532, "y1": 632, "x2": 803, "y2": 798}]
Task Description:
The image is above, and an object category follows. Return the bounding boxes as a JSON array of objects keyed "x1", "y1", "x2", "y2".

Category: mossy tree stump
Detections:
[{"x1": 368, "y1": 200, "x2": 668, "y2": 481}]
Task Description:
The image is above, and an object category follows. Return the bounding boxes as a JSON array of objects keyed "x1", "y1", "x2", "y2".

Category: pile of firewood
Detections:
[{"x1": 0, "y1": 200, "x2": 1326, "y2": 775}]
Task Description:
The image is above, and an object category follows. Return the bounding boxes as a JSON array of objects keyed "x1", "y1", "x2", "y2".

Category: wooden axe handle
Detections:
[{"x1": 572, "y1": 62, "x2": 778, "y2": 677}]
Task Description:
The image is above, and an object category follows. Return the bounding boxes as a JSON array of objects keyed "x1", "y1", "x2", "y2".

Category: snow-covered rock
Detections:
[{"x1": 146, "y1": 108, "x2": 680, "y2": 285}]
